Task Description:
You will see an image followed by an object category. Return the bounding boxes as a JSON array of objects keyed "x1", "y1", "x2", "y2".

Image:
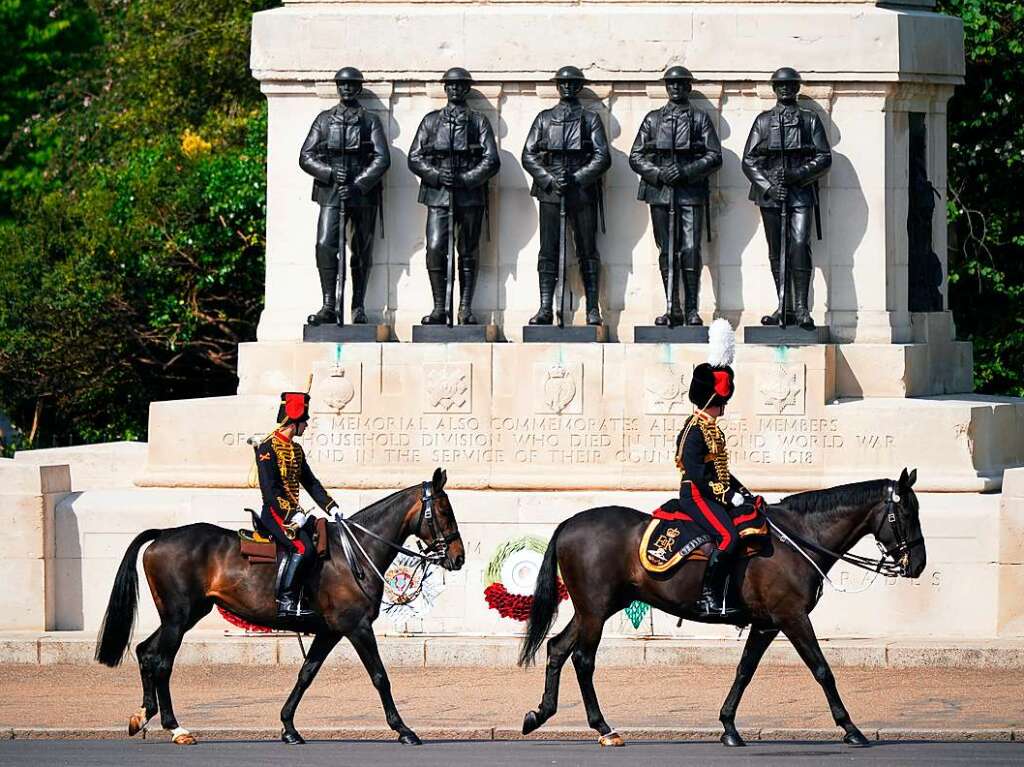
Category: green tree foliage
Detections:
[
  {"x1": 939, "y1": 0, "x2": 1024, "y2": 395},
  {"x1": 0, "y1": 1, "x2": 277, "y2": 448},
  {"x1": 0, "y1": 1, "x2": 101, "y2": 213}
]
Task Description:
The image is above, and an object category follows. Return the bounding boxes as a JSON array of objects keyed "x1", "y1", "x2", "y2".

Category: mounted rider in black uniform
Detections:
[
  {"x1": 254, "y1": 392, "x2": 339, "y2": 618},
  {"x1": 674, "y1": 320, "x2": 757, "y2": 619}
]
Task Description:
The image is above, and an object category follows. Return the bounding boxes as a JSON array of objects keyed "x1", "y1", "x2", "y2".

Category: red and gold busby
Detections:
[
  {"x1": 688, "y1": 319, "x2": 736, "y2": 408},
  {"x1": 276, "y1": 392, "x2": 311, "y2": 425}
]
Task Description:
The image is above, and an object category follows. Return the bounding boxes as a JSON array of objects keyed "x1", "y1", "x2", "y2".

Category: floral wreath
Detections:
[{"x1": 483, "y1": 535, "x2": 568, "y2": 621}]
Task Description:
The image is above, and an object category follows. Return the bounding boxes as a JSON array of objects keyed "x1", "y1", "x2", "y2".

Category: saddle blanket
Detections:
[
  {"x1": 238, "y1": 516, "x2": 329, "y2": 565},
  {"x1": 639, "y1": 498, "x2": 770, "y2": 575}
]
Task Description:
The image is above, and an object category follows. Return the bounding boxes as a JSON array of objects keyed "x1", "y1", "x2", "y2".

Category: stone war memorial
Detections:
[{"x1": 5, "y1": 0, "x2": 1024, "y2": 666}]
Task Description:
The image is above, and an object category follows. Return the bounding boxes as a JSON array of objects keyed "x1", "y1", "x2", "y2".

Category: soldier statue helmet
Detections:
[
  {"x1": 662, "y1": 65, "x2": 694, "y2": 83},
  {"x1": 552, "y1": 65, "x2": 588, "y2": 82},
  {"x1": 441, "y1": 67, "x2": 474, "y2": 84}
]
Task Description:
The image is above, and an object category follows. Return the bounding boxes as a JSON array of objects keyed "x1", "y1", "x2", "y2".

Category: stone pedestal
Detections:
[
  {"x1": 303, "y1": 324, "x2": 392, "y2": 343},
  {"x1": 634, "y1": 326, "x2": 710, "y2": 344},
  {"x1": 522, "y1": 325, "x2": 608, "y2": 343},
  {"x1": 412, "y1": 324, "x2": 500, "y2": 343},
  {"x1": 745, "y1": 325, "x2": 832, "y2": 345}
]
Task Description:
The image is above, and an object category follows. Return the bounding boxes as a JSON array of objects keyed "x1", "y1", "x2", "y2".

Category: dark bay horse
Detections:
[
  {"x1": 519, "y1": 469, "x2": 925, "y2": 748},
  {"x1": 95, "y1": 468, "x2": 463, "y2": 746}
]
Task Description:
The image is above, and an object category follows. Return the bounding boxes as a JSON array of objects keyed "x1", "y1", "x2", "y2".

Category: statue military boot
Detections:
[
  {"x1": 307, "y1": 268, "x2": 338, "y2": 325},
  {"x1": 421, "y1": 269, "x2": 449, "y2": 325},
  {"x1": 350, "y1": 261, "x2": 368, "y2": 324},
  {"x1": 695, "y1": 550, "x2": 741, "y2": 619},
  {"x1": 760, "y1": 258, "x2": 795, "y2": 326},
  {"x1": 582, "y1": 262, "x2": 603, "y2": 326},
  {"x1": 276, "y1": 552, "x2": 314, "y2": 619},
  {"x1": 529, "y1": 272, "x2": 557, "y2": 325},
  {"x1": 654, "y1": 265, "x2": 684, "y2": 326},
  {"x1": 682, "y1": 268, "x2": 703, "y2": 326},
  {"x1": 792, "y1": 269, "x2": 816, "y2": 330},
  {"x1": 457, "y1": 262, "x2": 478, "y2": 325}
]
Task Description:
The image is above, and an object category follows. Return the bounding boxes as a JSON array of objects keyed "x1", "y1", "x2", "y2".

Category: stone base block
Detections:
[
  {"x1": 744, "y1": 325, "x2": 831, "y2": 345},
  {"x1": 412, "y1": 324, "x2": 500, "y2": 343},
  {"x1": 522, "y1": 325, "x2": 608, "y2": 343},
  {"x1": 633, "y1": 325, "x2": 709, "y2": 344},
  {"x1": 148, "y1": 342, "x2": 1022, "y2": 493},
  {"x1": 302, "y1": 324, "x2": 392, "y2": 343}
]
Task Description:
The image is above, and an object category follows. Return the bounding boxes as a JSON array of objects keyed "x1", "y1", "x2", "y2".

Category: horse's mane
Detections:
[
  {"x1": 347, "y1": 484, "x2": 418, "y2": 524},
  {"x1": 776, "y1": 479, "x2": 887, "y2": 522}
]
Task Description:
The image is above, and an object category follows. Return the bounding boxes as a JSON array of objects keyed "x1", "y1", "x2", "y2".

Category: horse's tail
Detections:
[
  {"x1": 518, "y1": 519, "x2": 569, "y2": 667},
  {"x1": 95, "y1": 528, "x2": 162, "y2": 667}
]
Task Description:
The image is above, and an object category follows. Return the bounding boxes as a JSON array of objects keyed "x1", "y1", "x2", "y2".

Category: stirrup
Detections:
[{"x1": 277, "y1": 597, "x2": 315, "y2": 619}]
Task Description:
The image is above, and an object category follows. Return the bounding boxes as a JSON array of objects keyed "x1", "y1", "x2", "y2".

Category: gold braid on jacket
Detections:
[{"x1": 675, "y1": 413, "x2": 732, "y2": 502}]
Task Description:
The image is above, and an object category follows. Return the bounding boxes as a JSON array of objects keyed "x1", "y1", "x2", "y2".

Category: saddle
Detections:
[
  {"x1": 238, "y1": 509, "x2": 330, "y2": 565},
  {"x1": 639, "y1": 498, "x2": 770, "y2": 575}
]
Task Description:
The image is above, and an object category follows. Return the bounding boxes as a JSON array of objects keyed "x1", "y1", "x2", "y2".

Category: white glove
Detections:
[
  {"x1": 290, "y1": 511, "x2": 308, "y2": 528},
  {"x1": 730, "y1": 493, "x2": 744, "y2": 508}
]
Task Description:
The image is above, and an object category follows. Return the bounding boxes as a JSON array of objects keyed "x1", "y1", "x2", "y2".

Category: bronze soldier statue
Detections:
[
  {"x1": 522, "y1": 66, "x2": 611, "y2": 326},
  {"x1": 742, "y1": 67, "x2": 831, "y2": 330},
  {"x1": 299, "y1": 67, "x2": 391, "y2": 326},
  {"x1": 630, "y1": 66, "x2": 722, "y2": 326},
  {"x1": 408, "y1": 68, "x2": 500, "y2": 325}
]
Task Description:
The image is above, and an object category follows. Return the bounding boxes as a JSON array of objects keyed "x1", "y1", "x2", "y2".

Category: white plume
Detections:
[{"x1": 707, "y1": 318, "x2": 735, "y2": 367}]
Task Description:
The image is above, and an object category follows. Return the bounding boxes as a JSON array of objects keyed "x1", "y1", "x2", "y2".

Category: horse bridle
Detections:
[
  {"x1": 771, "y1": 480, "x2": 923, "y2": 579},
  {"x1": 418, "y1": 481, "x2": 462, "y2": 561},
  {"x1": 872, "y1": 481, "x2": 924, "y2": 576}
]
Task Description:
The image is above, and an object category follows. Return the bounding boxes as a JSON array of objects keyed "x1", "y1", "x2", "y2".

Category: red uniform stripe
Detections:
[
  {"x1": 690, "y1": 483, "x2": 732, "y2": 551},
  {"x1": 268, "y1": 507, "x2": 304, "y2": 554},
  {"x1": 733, "y1": 510, "x2": 759, "y2": 526}
]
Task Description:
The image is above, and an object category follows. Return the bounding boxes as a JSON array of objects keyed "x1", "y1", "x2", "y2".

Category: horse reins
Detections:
[
  {"x1": 768, "y1": 481, "x2": 924, "y2": 590},
  {"x1": 334, "y1": 482, "x2": 456, "y2": 589}
]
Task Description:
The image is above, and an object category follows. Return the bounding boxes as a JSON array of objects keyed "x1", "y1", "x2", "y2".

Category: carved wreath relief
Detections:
[{"x1": 536, "y1": 363, "x2": 581, "y2": 415}]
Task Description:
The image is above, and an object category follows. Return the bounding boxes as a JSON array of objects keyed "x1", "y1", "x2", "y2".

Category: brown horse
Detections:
[
  {"x1": 519, "y1": 469, "x2": 925, "y2": 748},
  {"x1": 95, "y1": 468, "x2": 464, "y2": 745}
]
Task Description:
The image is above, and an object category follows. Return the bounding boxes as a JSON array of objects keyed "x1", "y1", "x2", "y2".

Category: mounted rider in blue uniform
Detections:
[{"x1": 254, "y1": 392, "x2": 339, "y2": 618}]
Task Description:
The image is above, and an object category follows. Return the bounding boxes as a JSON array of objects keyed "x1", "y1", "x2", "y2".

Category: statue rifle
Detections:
[
  {"x1": 777, "y1": 114, "x2": 788, "y2": 329},
  {"x1": 667, "y1": 113, "x2": 677, "y2": 324},
  {"x1": 335, "y1": 116, "x2": 348, "y2": 327},
  {"x1": 557, "y1": 116, "x2": 568, "y2": 328},
  {"x1": 445, "y1": 112, "x2": 457, "y2": 328}
]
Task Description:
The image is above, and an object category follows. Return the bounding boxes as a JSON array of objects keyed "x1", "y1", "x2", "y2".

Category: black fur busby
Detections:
[
  {"x1": 688, "y1": 319, "x2": 736, "y2": 407},
  {"x1": 277, "y1": 392, "x2": 311, "y2": 424}
]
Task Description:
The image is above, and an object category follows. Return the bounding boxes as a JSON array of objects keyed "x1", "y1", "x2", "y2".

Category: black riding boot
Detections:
[
  {"x1": 682, "y1": 268, "x2": 703, "y2": 326},
  {"x1": 695, "y1": 550, "x2": 741, "y2": 619},
  {"x1": 457, "y1": 261, "x2": 478, "y2": 325},
  {"x1": 307, "y1": 268, "x2": 338, "y2": 325},
  {"x1": 421, "y1": 269, "x2": 448, "y2": 325},
  {"x1": 529, "y1": 272, "x2": 557, "y2": 325},
  {"x1": 582, "y1": 262, "x2": 603, "y2": 326},
  {"x1": 792, "y1": 268, "x2": 815, "y2": 330},
  {"x1": 654, "y1": 265, "x2": 684, "y2": 326},
  {"x1": 350, "y1": 261, "x2": 368, "y2": 324},
  {"x1": 276, "y1": 551, "x2": 314, "y2": 619}
]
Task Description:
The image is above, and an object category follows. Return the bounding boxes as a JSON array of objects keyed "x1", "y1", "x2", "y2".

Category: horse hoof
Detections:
[
  {"x1": 598, "y1": 731, "x2": 624, "y2": 747},
  {"x1": 522, "y1": 710, "x2": 542, "y2": 735},
  {"x1": 281, "y1": 730, "x2": 305, "y2": 745},
  {"x1": 172, "y1": 732, "x2": 197, "y2": 746},
  {"x1": 721, "y1": 732, "x2": 746, "y2": 747},
  {"x1": 399, "y1": 731, "x2": 422, "y2": 746},
  {"x1": 127, "y1": 708, "x2": 149, "y2": 737},
  {"x1": 844, "y1": 730, "x2": 871, "y2": 747}
]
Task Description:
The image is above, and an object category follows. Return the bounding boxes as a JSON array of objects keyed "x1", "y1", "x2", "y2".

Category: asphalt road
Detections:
[{"x1": 0, "y1": 740, "x2": 1020, "y2": 767}]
